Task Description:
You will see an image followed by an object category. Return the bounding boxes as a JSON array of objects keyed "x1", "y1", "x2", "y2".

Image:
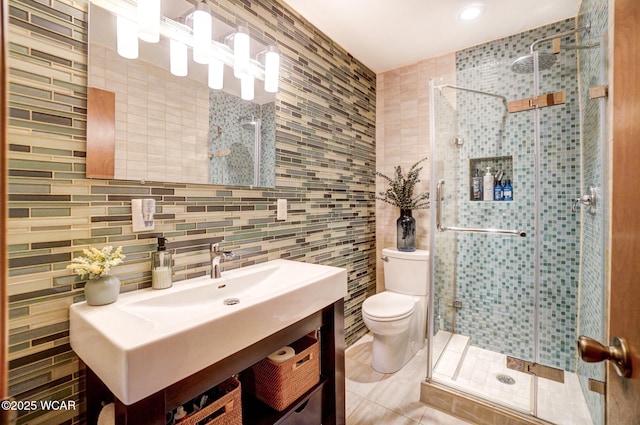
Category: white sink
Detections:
[{"x1": 70, "y1": 259, "x2": 347, "y2": 405}]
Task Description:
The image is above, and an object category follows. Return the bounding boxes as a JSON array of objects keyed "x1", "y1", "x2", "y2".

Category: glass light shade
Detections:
[
  {"x1": 193, "y1": 1, "x2": 212, "y2": 64},
  {"x1": 170, "y1": 39, "x2": 188, "y2": 77},
  {"x1": 208, "y1": 57, "x2": 224, "y2": 90},
  {"x1": 137, "y1": 0, "x2": 160, "y2": 43},
  {"x1": 241, "y1": 75, "x2": 254, "y2": 101},
  {"x1": 233, "y1": 27, "x2": 250, "y2": 78},
  {"x1": 116, "y1": 15, "x2": 139, "y2": 59},
  {"x1": 458, "y1": 4, "x2": 485, "y2": 21},
  {"x1": 264, "y1": 48, "x2": 280, "y2": 93}
]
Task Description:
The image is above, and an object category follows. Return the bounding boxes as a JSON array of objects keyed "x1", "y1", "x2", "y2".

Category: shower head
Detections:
[
  {"x1": 239, "y1": 115, "x2": 259, "y2": 129},
  {"x1": 511, "y1": 22, "x2": 592, "y2": 74},
  {"x1": 510, "y1": 52, "x2": 557, "y2": 74}
]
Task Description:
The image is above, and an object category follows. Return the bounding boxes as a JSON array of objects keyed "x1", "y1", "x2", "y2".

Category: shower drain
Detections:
[{"x1": 496, "y1": 374, "x2": 516, "y2": 385}]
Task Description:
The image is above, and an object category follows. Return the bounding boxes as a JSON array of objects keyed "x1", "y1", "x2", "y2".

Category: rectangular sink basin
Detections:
[{"x1": 70, "y1": 259, "x2": 347, "y2": 405}]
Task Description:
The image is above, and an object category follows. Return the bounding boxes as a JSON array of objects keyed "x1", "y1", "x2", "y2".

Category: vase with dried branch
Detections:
[{"x1": 376, "y1": 158, "x2": 429, "y2": 252}]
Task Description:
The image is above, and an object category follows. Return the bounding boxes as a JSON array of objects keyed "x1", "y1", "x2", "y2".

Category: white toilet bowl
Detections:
[
  {"x1": 362, "y1": 291, "x2": 415, "y2": 335},
  {"x1": 361, "y1": 248, "x2": 429, "y2": 374},
  {"x1": 362, "y1": 292, "x2": 418, "y2": 373}
]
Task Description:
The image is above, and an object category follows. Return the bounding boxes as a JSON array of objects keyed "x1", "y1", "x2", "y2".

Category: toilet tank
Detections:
[{"x1": 382, "y1": 248, "x2": 429, "y2": 296}]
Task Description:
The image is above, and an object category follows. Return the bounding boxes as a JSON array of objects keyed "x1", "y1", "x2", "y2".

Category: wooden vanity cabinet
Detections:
[{"x1": 85, "y1": 299, "x2": 345, "y2": 425}]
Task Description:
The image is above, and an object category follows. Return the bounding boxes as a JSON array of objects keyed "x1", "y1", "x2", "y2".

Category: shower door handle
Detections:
[
  {"x1": 436, "y1": 180, "x2": 527, "y2": 237},
  {"x1": 577, "y1": 335, "x2": 631, "y2": 377}
]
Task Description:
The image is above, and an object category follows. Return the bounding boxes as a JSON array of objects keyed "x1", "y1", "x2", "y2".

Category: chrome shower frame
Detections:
[{"x1": 511, "y1": 22, "x2": 592, "y2": 74}]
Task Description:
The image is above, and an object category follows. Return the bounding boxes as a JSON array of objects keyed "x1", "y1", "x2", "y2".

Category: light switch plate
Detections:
[{"x1": 277, "y1": 199, "x2": 287, "y2": 220}]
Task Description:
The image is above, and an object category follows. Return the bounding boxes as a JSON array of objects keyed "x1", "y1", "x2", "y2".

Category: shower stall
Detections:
[
  {"x1": 208, "y1": 90, "x2": 276, "y2": 187},
  {"x1": 240, "y1": 115, "x2": 263, "y2": 187},
  {"x1": 426, "y1": 16, "x2": 607, "y2": 425}
]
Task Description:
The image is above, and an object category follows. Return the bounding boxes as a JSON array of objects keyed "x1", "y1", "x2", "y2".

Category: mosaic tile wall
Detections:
[
  {"x1": 6, "y1": 0, "x2": 376, "y2": 423},
  {"x1": 435, "y1": 19, "x2": 583, "y2": 371},
  {"x1": 208, "y1": 91, "x2": 276, "y2": 187},
  {"x1": 576, "y1": 0, "x2": 608, "y2": 423}
]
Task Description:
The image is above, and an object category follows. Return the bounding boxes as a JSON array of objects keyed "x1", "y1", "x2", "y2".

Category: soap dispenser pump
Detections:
[{"x1": 152, "y1": 237, "x2": 172, "y2": 290}]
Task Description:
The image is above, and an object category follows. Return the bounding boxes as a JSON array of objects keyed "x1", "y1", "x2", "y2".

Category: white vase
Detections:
[{"x1": 84, "y1": 275, "x2": 120, "y2": 306}]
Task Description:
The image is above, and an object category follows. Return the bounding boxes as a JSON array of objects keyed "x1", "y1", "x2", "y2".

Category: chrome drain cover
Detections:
[
  {"x1": 496, "y1": 374, "x2": 516, "y2": 385},
  {"x1": 223, "y1": 298, "x2": 240, "y2": 305}
]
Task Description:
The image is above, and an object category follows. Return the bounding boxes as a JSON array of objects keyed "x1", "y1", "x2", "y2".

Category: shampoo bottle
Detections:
[
  {"x1": 503, "y1": 179, "x2": 513, "y2": 201},
  {"x1": 483, "y1": 167, "x2": 494, "y2": 201},
  {"x1": 493, "y1": 180, "x2": 503, "y2": 201},
  {"x1": 152, "y1": 237, "x2": 172, "y2": 290},
  {"x1": 472, "y1": 169, "x2": 482, "y2": 201}
]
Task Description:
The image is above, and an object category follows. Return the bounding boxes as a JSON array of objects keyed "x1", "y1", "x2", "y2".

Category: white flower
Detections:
[{"x1": 67, "y1": 245, "x2": 125, "y2": 280}]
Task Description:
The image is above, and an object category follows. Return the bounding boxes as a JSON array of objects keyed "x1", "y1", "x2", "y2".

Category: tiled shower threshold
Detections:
[{"x1": 428, "y1": 331, "x2": 595, "y2": 425}]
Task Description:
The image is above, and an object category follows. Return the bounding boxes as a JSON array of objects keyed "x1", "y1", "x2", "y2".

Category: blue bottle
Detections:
[
  {"x1": 503, "y1": 180, "x2": 513, "y2": 201},
  {"x1": 493, "y1": 181, "x2": 503, "y2": 201}
]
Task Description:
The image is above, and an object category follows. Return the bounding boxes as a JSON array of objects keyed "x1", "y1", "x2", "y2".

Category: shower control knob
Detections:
[
  {"x1": 571, "y1": 186, "x2": 597, "y2": 214},
  {"x1": 577, "y1": 335, "x2": 631, "y2": 377}
]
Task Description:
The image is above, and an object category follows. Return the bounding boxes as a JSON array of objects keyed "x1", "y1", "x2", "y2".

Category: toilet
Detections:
[{"x1": 362, "y1": 247, "x2": 429, "y2": 373}]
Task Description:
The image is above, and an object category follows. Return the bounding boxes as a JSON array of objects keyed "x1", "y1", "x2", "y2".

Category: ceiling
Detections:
[{"x1": 282, "y1": 0, "x2": 580, "y2": 73}]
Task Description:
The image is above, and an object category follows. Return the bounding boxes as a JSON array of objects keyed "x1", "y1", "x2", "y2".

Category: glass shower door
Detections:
[
  {"x1": 534, "y1": 26, "x2": 607, "y2": 425},
  {"x1": 428, "y1": 19, "x2": 607, "y2": 424},
  {"x1": 429, "y1": 74, "x2": 537, "y2": 414}
]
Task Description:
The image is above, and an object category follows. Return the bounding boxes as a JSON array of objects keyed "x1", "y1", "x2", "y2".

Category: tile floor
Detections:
[{"x1": 345, "y1": 333, "x2": 472, "y2": 425}]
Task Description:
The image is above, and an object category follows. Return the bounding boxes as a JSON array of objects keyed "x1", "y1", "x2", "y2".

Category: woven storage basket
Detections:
[
  {"x1": 181, "y1": 377, "x2": 242, "y2": 425},
  {"x1": 244, "y1": 334, "x2": 320, "y2": 411}
]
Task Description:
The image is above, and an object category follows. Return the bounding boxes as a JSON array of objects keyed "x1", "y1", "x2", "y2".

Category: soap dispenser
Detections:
[
  {"x1": 483, "y1": 167, "x2": 494, "y2": 202},
  {"x1": 152, "y1": 237, "x2": 172, "y2": 290}
]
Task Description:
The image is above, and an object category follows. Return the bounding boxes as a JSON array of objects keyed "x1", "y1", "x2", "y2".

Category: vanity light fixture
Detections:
[
  {"x1": 241, "y1": 75, "x2": 255, "y2": 101},
  {"x1": 116, "y1": 15, "x2": 139, "y2": 59},
  {"x1": 208, "y1": 57, "x2": 224, "y2": 90},
  {"x1": 170, "y1": 39, "x2": 188, "y2": 76},
  {"x1": 101, "y1": 0, "x2": 280, "y2": 94},
  {"x1": 263, "y1": 45, "x2": 280, "y2": 93},
  {"x1": 137, "y1": 0, "x2": 160, "y2": 42},
  {"x1": 458, "y1": 3, "x2": 485, "y2": 21},
  {"x1": 192, "y1": 0, "x2": 212, "y2": 64},
  {"x1": 233, "y1": 26, "x2": 251, "y2": 78}
]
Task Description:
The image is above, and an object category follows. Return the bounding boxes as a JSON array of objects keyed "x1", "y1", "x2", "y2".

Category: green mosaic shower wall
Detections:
[
  {"x1": 577, "y1": 0, "x2": 608, "y2": 423},
  {"x1": 453, "y1": 19, "x2": 581, "y2": 372},
  {"x1": 6, "y1": 0, "x2": 376, "y2": 423}
]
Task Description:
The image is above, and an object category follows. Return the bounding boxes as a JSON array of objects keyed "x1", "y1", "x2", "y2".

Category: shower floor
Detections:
[{"x1": 432, "y1": 331, "x2": 595, "y2": 425}]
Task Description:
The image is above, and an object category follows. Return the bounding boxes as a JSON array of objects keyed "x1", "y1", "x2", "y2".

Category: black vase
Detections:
[{"x1": 396, "y1": 209, "x2": 416, "y2": 252}]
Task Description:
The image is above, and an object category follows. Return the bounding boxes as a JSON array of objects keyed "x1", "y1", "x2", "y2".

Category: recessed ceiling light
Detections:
[{"x1": 458, "y1": 3, "x2": 485, "y2": 21}]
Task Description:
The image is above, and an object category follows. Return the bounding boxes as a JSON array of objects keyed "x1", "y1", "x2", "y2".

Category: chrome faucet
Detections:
[{"x1": 210, "y1": 243, "x2": 235, "y2": 279}]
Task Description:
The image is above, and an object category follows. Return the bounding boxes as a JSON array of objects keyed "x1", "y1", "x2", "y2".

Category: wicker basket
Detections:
[
  {"x1": 243, "y1": 334, "x2": 320, "y2": 411},
  {"x1": 180, "y1": 377, "x2": 242, "y2": 425}
]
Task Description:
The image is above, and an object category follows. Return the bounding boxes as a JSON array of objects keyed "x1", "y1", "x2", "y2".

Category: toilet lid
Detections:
[{"x1": 362, "y1": 292, "x2": 415, "y2": 319}]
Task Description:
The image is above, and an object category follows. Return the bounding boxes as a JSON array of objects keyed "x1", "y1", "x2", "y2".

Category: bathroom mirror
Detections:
[{"x1": 87, "y1": 1, "x2": 276, "y2": 188}]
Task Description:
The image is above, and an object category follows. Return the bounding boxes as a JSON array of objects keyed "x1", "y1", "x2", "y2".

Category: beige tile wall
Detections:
[
  {"x1": 89, "y1": 44, "x2": 210, "y2": 183},
  {"x1": 375, "y1": 54, "x2": 456, "y2": 291}
]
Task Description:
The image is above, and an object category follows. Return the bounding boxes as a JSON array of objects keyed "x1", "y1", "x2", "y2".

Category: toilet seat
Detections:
[{"x1": 362, "y1": 292, "x2": 415, "y2": 322}]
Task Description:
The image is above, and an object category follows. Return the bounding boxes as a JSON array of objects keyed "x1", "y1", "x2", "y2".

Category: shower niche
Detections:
[{"x1": 469, "y1": 156, "x2": 513, "y2": 201}]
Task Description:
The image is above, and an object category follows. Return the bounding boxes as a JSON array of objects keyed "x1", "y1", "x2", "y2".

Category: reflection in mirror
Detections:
[{"x1": 87, "y1": 1, "x2": 276, "y2": 188}]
